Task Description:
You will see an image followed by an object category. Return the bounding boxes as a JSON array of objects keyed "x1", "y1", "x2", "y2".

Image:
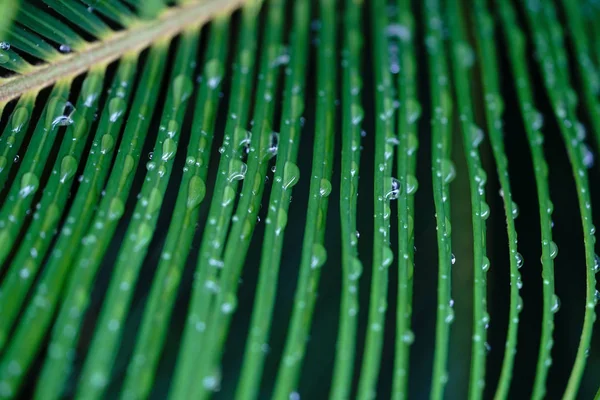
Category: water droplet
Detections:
[
  {"x1": 480, "y1": 201, "x2": 490, "y2": 220},
  {"x1": 208, "y1": 258, "x2": 224, "y2": 269},
  {"x1": 451, "y1": 253, "x2": 456, "y2": 265},
  {"x1": 172, "y1": 75, "x2": 193, "y2": 104},
  {"x1": 445, "y1": 307, "x2": 455, "y2": 323},
  {"x1": 476, "y1": 167, "x2": 487, "y2": 185},
  {"x1": 19, "y1": 172, "x2": 38, "y2": 198},
  {"x1": 202, "y1": 371, "x2": 221, "y2": 391},
  {"x1": 444, "y1": 216, "x2": 452, "y2": 236},
  {"x1": 351, "y1": 104, "x2": 364, "y2": 125},
  {"x1": 484, "y1": 342, "x2": 492, "y2": 353},
  {"x1": 401, "y1": 330, "x2": 415, "y2": 344},
  {"x1": 222, "y1": 186, "x2": 236, "y2": 207},
  {"x1": 549, "y1": 241, "x2": 558, "y2": 259},
  {"x1": 81, "y1": 73, "x2": 102, "y2": 107},
  {"x1": 45, "y1": 96, "x2": 65, "y2": 127},
  {"x1": 406, "y1": 133, "x2": 418, "y2": 155},
  {"x1": 441, "y1": 159, "x2": 456, "y2": 184},
  {"x1": 51, "y1": 101, "x2": 76, "y2": 129},
  {"x1": 406, "y1": 175, "x2": 418, "y2": 195},
  {"x1": 529, "y1": 109, "x2": 544, "y2": 131},
  {"x1": 406, "y1": 98, "x2": 421, "y2": 124},
  {"x1": 516, "y1": 274, "x2": 523, "y2": 289},
  {"x1": 349, "y1": 257, "x2": 362, "y2": 280},
  {"x1": 470, "y1": 124, "x2": 484, "y2": 147},
  {"x1": 383, "y1": 204, "x2": 391, "y2": 220},
  {"x1": 147, "y1": 188, "x2": 163, "y2": 214},
  {"x1": 108, "y1": 97, "x2": 126, "y2": 122},
  {"x1": 205, "y1": 59, "x2": 224, "y2": 89},
  {"x1": 482, "y1": 256, "x2": 490, "y2": 272},
  {"x1": 455, "y1": 41, "x2": 475, "y2": 68},
  {"x1": 167, "y1": 119, "x2": 179, "y2": 138},
  {"x1": 551, "y1": 294, "x2": 560, "y2": 313},
  {"x1": 511, "y1": 202, "x2": 519, "y2": 219},
  {"x1": 382, "y1": 247, "x2": 394, "y2": 268},
  {"x1": 575, "y1": 121, "x2": 587, "y2": 141},
  {"x1": 265, "y1": 131, "x2": 279, "y2": 159},
  {"x1": 100, "y1": 134, "x2": 115, "y2": 154},
  {"x1": 311, "y1": 243, "x2": 327, "y2": 269},
  {"x1": 271, "y1": 46, "x2": 290, "y2": 68},
  {"x1": 187, "y1": 176, "x2": 206, "y2": 210},
  {"x1": 59, "y1": 156, "x2": 77, "y2": 183},
  {"x1": 238, "y1": 49, "x2": 253, "y2": 72},
  {"x1": 108, "y1": 198, "x2": 125, "y2": 220},
  {"x1": 11, "y1": 107, "x2": 29, "y2": 133},
  {"x1": 123, "y1": 155, "x2": 135, "y2": 176},
  {"x1": 221, "y1": 292, "x2": 237, "y2": 314},
  {"x1": 161, "y1": 138, "x2": 177, "y2": 161},
  {"x1": 228, "y1": 159, "x2": 247, "y2": 182},
  {"x1": 482, "y1": 312, "x2": 490, "y2": 326},
  {"x1": 275, "y1": 209, "x2": 288, "y2": 234},
  {"x1": 407, "y1": 215, "x2": 414, "y2": 239},
  {"x1": 319, "y1": 178, "x2": 332, "y2": 197},
  {"x1": 485, "y1": 93, "x2": 504, "y2": 114},
  {"x1": 515, "y1": 253, "x2": 524, "y2": 269},
  {"x1": 59, "y1": 44, "x2": 71, "y2": 53},
  {"x1": 134, "y1": 223, "x2": 152, "y2": 251},
  {"x1": 516, "y1": 296, "x2": 523, "y2": 312},
  {"x1": 386, "y1": 23, "x2": 411, "y2": 41},
  {"x1": 385, "y1": 177, "x2": 402, "y2": 200},
  {"x1": 580, "y1": 143, "x2": 594, "y2": 168},
  {"x1": 0, "y1": 48, "x2": 10, "y2": 64}
]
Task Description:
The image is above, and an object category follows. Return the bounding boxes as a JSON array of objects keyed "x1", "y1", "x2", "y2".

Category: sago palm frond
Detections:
[{"x1": 0, "y1": 0, "x2": 598, "y2": 399}]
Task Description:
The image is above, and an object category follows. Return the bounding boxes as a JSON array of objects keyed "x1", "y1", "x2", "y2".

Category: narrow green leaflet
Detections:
[
  {"x1": 330, "y1": 0, "x2": 362, "y2": 397},
  {"x1": 424, "y1": 1, "x2": 455, "y2": 398},
  {"x1": 0, "y1": 79, "x2": 72, "y2": 268},
  {"x1": 521, "y1": 2, "x2": 597, "y2": 398},
  {"x1": 497, "y1": 1, "x2": 558, "y2": 399},
  {"x1": 357, "y1": 0, "x2": 396, "y2": 397},
  {"x1": 0, "y1": 1, "x2": 597, "y2": 399},
  {"x1": 121, "y1": 17, "x2": 231, "y2": 400},
  {"x1": 168, "y1": 2, "x2": 277, "y2": 398},
  {"x1": 19, "y1": 6, "x2": 85, "y2": 51},
  {"x1": 31, "y1": 42, "x2": 169, "y2": 400},
  {"x1": 392, "y1": 2, "x2": 420, "y2": 398},
  {"x1": 446, "y1": 2, "x2": 491, "y2": 398},
  {"x1": 559, "y1": 0, "x2": 600, "y2": 156},
  {"x1": 80, "y1": 0, "x2": 138, "y2": 26},
  {"x1": 198, "y1": 1, "x2": 309, "y2": 399},
  {"x1": 471, "y1": 1, "x2": 522, "y2": 398},
  {"x1": 0, "y1": 91, "x2": 38, "y2": 190},
  {"x1": 75, "y1": 29, "x2": 199, "y2": 400},
  {"x1": 3, "y1": 26, "x2": 60, "y2": 61},
  {"x1": 0, "y1": 55, "x2": 142, "y2": 396},
  {"x1": 41, "y1": 0, "x2": 111, "y2": 38},
  {"x1": 271, "y1": 0, "x2": 336, "y2": 397},
  {"x1": 0, "y1": 57, "x2": 136, "y2": 351}
]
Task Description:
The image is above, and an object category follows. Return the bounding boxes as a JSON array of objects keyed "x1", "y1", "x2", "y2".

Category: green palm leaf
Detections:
[{"x1": 0, "y1": 0, "x2": 598, "y2": 399}]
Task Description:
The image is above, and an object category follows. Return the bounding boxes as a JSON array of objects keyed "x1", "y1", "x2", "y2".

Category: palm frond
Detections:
[{"x1": 0, "y1": 0, "x2": 598, "y2": 399}]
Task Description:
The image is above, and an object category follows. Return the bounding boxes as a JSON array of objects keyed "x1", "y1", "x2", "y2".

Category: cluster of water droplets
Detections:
[{"x1": 0, "y1": 100, "x2": 32, "y2": 175}]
